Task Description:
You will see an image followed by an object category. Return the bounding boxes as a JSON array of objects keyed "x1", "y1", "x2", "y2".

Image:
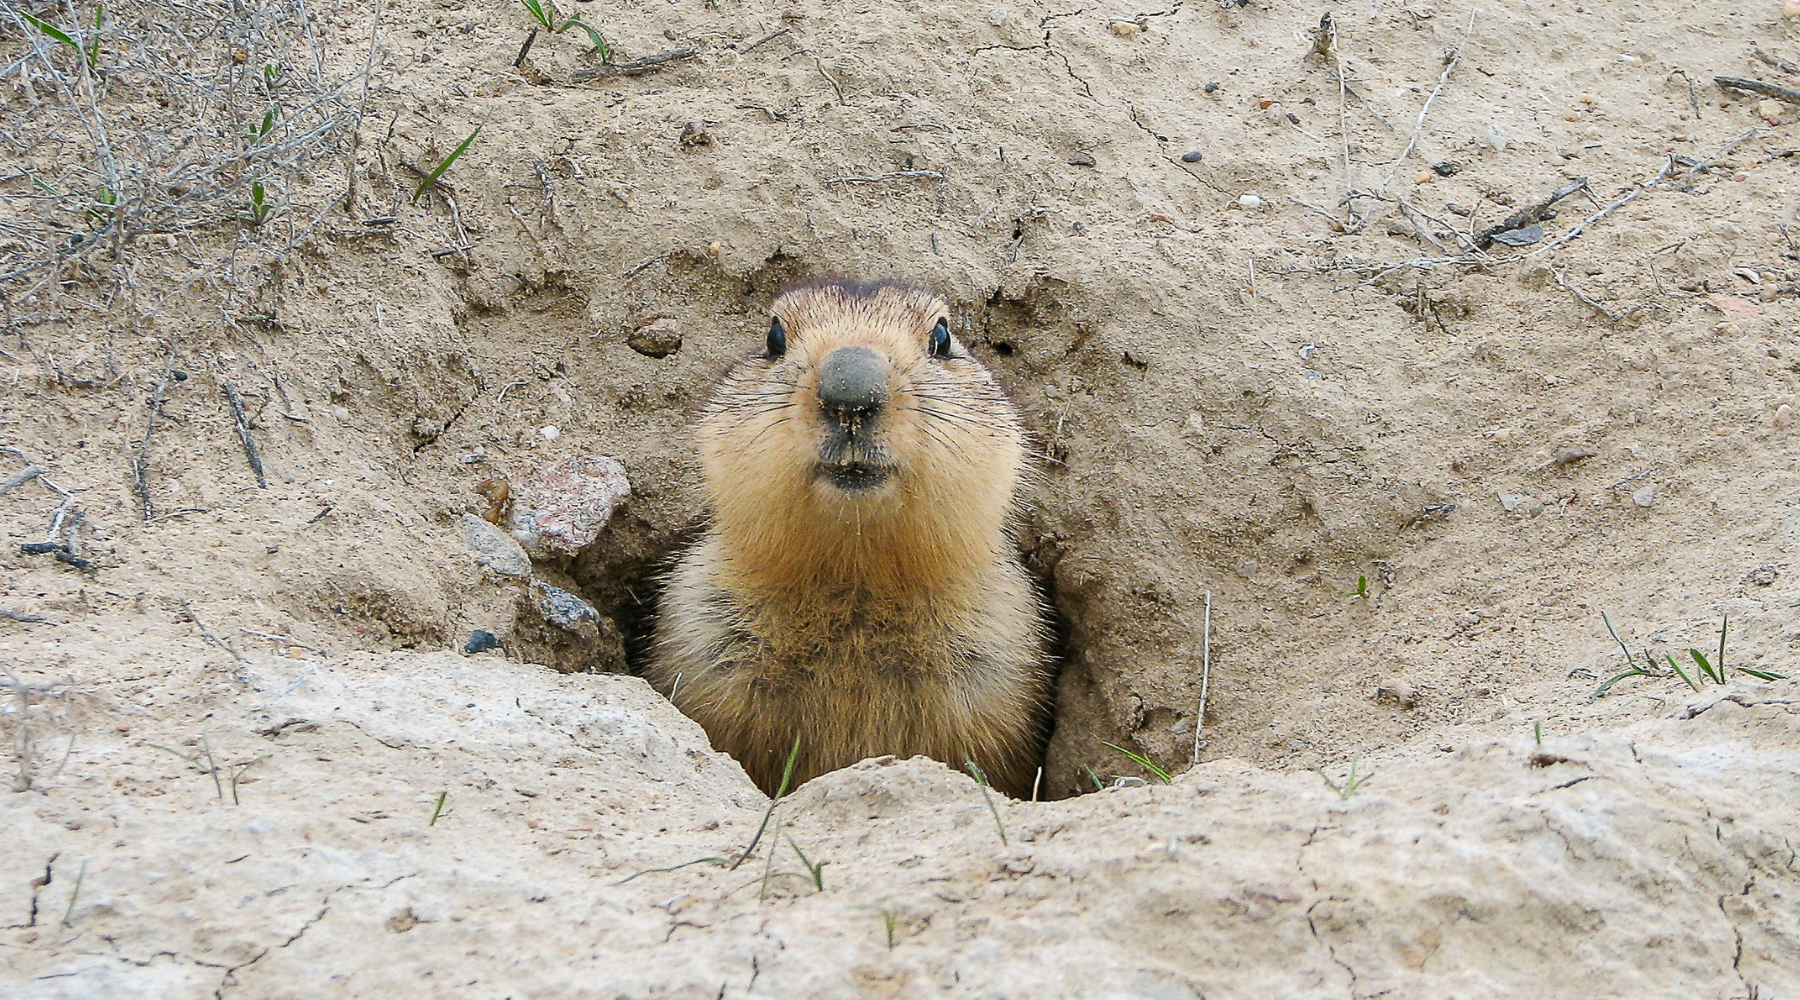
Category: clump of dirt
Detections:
[{"x1": 3, "y1": 0, "x2": 1799, "y2": 994}]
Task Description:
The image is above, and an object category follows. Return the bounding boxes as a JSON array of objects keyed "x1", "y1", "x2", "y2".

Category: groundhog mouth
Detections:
[{"x1": 814, "y1": 462, "x2": 891, "y2": 491}]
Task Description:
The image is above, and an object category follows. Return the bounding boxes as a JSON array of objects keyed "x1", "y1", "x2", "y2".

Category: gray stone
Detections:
[{"x1": 458, "y1": 513, "x2": 531, "y2": 578}]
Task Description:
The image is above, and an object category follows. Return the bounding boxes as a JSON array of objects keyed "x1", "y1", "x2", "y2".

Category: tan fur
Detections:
[{"x1": 645, "y1": 281, "x2": 1053, "y2": 798}]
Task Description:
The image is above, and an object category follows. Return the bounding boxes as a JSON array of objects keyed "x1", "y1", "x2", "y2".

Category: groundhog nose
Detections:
[{"x1": 816, "y1": 346, "x2": 889, "y2": 416}]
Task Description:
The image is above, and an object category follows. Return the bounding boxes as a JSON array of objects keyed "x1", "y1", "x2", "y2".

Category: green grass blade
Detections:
[
  {"x1": 1738, "y1": 668, "x2": 1787, "y2": 681},
  {"x1": 1666, "y1": 653, "x2": 1701, "y2": 692},
  {"x1": 965, "y1": 760, "x2": 1008, "y2": 844},
  {"x1": 1592, "y1": 666, "x2": 1646, "y2": 699},
  {"x1": 1717, "y1": 615, "x2": 1728, "y2": 678},
  {"x1": 1601, "y1": 611, "x2": 1636, "y2": 665},
  {"x1": 412, "y1": 126, "x2": 481, "y2": 202},
  {"x1": 1101, "y1": 741, "x2": 1171, "y2": 783},
  {"x1": 730, "y1": 732, "x2": 801, "y2": 870},
  {"x1": 1688, "y1": 649, "x2": 1722, "y2": 685},
  {"x1": 565, "y1": 16, "x2": 610, "y2": 60},
  {"x1": 521, "y1": 0, "x2": 552, "y2": 30},
  {"x1": 21, "y1": 12, "x2": 77, "y2": 50}
]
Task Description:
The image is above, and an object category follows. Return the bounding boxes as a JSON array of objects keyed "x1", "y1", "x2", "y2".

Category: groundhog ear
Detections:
[
  {"x1": 766, "y1": 316, "x2": 788, "y2": 358},
  {"x1": 929, "y1": 317, "x2": 952, "y2": 358}
]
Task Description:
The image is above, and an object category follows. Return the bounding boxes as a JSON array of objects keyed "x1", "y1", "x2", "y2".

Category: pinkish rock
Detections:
[{"x1": 508, "y1": 455, "x2": 631, "y2": 556}]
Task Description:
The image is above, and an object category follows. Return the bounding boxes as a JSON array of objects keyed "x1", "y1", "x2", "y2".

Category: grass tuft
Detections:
[
  {"x1": 1595, "y1": 612, "x2": 1785, "y2": 698},
  {"x1": 1316, "y1": 758, "x2": 1372, "y2": 800}
]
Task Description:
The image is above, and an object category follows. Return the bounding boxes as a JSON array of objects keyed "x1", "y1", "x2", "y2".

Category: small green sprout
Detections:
[
  {"x1": 519, "y1": 0, "x2": 610, "y2": 61},
  {"x1": 412, "y1": 126, "x2": 481, "y2": 202},
  {"x1": 1316, "y1": 758, "x2": 1372, "y2": 800}
]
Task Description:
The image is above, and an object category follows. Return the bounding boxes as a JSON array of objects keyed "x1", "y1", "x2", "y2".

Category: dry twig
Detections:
[
  {"x1": 221, "y1": 380, "x2": 268, "y2": 488},
  {"x1": 181, "y1": 600, "x2": 250, "y2": 666},
  {"x1": 1715, "y1": 75, "x2": 1800, "y2": 106},
  {"x1": 571, "y1": 47, "x2": 698, "y2": 81},
  {"x1": 1189, "y1": 591, "x2": 1212, "y2": 766}
]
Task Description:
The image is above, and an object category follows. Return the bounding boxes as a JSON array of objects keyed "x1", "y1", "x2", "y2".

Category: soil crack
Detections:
[{"x1": 213, "y1": 875, "x2": 417, "y2": 999}]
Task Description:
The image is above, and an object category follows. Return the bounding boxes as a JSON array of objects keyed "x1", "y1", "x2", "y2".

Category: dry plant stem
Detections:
[
  {"x1": 221, "y1": 381, "x2": 267, "y2": 488},
  {"x1": 0, "y1": 609, "x2": 58, "y2": 624},
  {"x1": 241, "y1": 629, "x2": 329, "y2": 657},
  {"x1": 1674, "y1": 127, "x2": 1760, "y2": 184},
  {"x1": 736, "y1": 27, "x2": 790, "y2": 53},
  {"x1": 1715, "y1": 75, "x2": 1800, "y2": 106},
  {"x1": 1527, "y1": 130, "x2": 1758, "y2": 258},
  {"x1": 0, "y1": 465, "x2": 46, "y2": 497},
  {"x1": 810, "y1": 54, "x2": 847, "y2": 104},
  {"x1": 134, "y1": 339, "x2": 177, "y2": 522},
  {"x1": 1754, "y1": 48, "x2": 1800, "y2": 74},
  {"x1": 570, "y1": 47, "x2": 697, "y2": 81},
  {"x1": 1475, "y1": 178, "x2": 1588, "y2": 249},
  {"x1": 1666, "y1": 69, "x2": 1702, "y2": 120},
  {"x1": 1190, "y1": 591, "x2": 1212, "y2": 766},
  {"x1": 1551, "y1": 266, "x2": 1623, "y2": 322},
  {"x1": 181, "y1": 600, "x2": 250, "y2": 665},
  {"x1": 1379, "y1": 10, "x2": 1477, "y2": 197},
  {"x1": 1527, "y1": 161, "x2": 1671, "y2": 257},
  {"x1": 825, "y1": 170, "x2": 944, "y2": 185}
]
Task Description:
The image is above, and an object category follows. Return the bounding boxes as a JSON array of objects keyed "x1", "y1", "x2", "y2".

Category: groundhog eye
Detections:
[
  {"x1": 928, "y1": 317, "x2": 952, "y2": 358},
  {"x1": 766, "y1": 316, "x2": 787, "y2": 358}
]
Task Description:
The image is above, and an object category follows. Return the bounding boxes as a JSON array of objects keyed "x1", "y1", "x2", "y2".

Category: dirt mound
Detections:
[{"x1": 3, "y1": 0, "x2": 1798, "y2": 994}]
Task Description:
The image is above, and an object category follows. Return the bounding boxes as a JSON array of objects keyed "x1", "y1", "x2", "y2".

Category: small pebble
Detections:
[
  {"x1": 1375, "y1": 680, "x2": 1419, "y2": 709},
  {"x1": 1632, "y1": 484, "x2": 1656, "y2": 508},
  {"x1": 1788, "y1": 0, "x2": 1800, "y2": 16},
  {"x1": 1415, "y1": 170, "x2": 1433, "y2": 184},
  {"x1": 1109, "y1": 20, "x2": 1140, "y2": 37},
  {"x1": 1758, "y1": 99, "x2": 1783, "y2": 121},
  {"x1": 1204, "y1": 81, "x2": 1220, "y2": 93},
  {"x1": 532, "y1": 581, "x2": 600, "y2": 630},
  {"x1": 464, "y1": 630, "x2": 501, "y2": 655},
  {"x1": 539, "y1": 425, "x2": 560, "y2": 440},
  {"x1": 628, "y1": 318, "x2": 682, "y2": 359},
  {"x1": 1445, "y1": 202, "x2": 1473, "y2": 216},
  {"x1": 1237, "y1": 194, "x2": 1262, "y2": 210},
  {"x1": 1775, "y1": 403, "x2": 1793, "y2": 429},
  {"x1": 1068, "y1": 151, "x2": 1097, "y2": 167},
  {"x1": 1181, "y1": 150, "x2": 1203, "y2": 163}
]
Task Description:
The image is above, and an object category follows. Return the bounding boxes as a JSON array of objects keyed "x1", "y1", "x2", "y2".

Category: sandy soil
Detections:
[{"x1": 3, "y1": 0, "x2": 1799, "y2": 995}]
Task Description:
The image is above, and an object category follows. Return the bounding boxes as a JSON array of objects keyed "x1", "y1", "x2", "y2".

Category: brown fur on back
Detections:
[{"x1": 645, "y1": 281, "x2": 1053, "y2": 797}]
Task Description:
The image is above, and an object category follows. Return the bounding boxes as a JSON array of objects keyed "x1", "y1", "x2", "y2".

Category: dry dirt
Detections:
[{"x1": 3, "y1": 0, "x2": 1800, "y2": 996}]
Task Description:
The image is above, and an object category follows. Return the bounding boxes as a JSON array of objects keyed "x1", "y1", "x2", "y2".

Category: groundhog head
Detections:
[{"x1": 696, "y1": 280, "x2": 1026, "y2": 586}]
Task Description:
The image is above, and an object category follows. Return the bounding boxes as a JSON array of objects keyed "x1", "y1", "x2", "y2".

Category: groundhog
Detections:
[{"x1": 645, "y1": 279, "x2": 1054, "y2": 798}]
